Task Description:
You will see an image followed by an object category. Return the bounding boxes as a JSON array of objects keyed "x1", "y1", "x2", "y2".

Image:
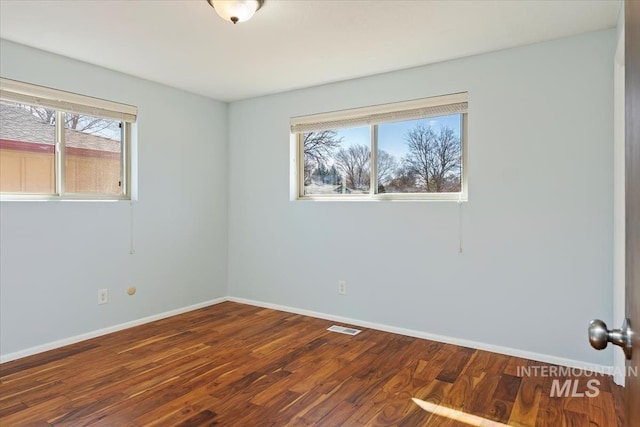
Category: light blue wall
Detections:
[
  {"x1": 227, "y1": 30, "x2": 616, "y2": 365},
  {"x1": 0, "y1": 39, "x2": 229, "y2": 356},
  {"x1": 1, "y1": 30, "x2": 617, "y2": 367}
]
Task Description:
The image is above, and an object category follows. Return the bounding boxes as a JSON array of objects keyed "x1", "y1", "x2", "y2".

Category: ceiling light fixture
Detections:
[{"x1": 206, "y1": 0, "x2": 264, "y2": 25}]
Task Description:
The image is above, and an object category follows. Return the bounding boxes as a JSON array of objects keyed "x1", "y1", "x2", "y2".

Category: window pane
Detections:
[
  {"x1": 64, "y1": 113, "x2": 122, "y2": 195},
  {"x1": 378, "y1": 114, "x2": 462, "y2": 193},
  {"x1": 303, "y1": 126, "x2": 370, "y2": 195},
  {"x1": 0, "y1": 100, "x2": 56, "y2": 194}
]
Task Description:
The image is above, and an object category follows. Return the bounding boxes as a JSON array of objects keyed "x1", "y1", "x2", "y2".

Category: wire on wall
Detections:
[
  {"x1": 458, "y1": 193, "x2": 464, "y2": 253},
  {"x1": 129, "y1": 200, "x2": 136, "y2": 255}
]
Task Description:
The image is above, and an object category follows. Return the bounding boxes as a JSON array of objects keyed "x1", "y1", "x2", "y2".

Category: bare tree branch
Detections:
[
  {"x1": 25, "y1": 106, "x2": 119, "y2": 136},
  {"x1": 377, "y1": 149, "x2": 397, "y2": 186},
  {"x1": 334, "y1": 144, "x2": 370, "y2": 191},
  {"x1": 403, "y1": 124, "x2": 461, "y2": 192},
  {"x1": 303, "y1": 130, "x2": 342, "y2": 184}
]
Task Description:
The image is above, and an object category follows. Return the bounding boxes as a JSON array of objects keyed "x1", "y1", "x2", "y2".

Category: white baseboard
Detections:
[
  {"x1": 0, "y1": 297, "x2": 227, "y2": 364},
  {"x1": 613, "y1": 352, "x2": 626, "y2": 386},
  {"x1": 1, "y1": 295, "x2": 617, "y2": 380},
  {"x1": 228, "y1": 296, "x2": 615, "y2": 376}
]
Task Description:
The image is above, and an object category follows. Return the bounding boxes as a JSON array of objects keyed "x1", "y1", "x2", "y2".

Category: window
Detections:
[
  {"x1": 291, "y1": 93, "x2": 468, "y2": 201},
  {"x1": 0, "y1": 78, "x2": 136, "y2": 200}
]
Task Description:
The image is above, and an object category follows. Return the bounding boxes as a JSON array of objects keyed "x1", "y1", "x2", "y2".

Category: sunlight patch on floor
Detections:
[{"x1": 411, "y1": 398, "x2": 509, "y2": 427}]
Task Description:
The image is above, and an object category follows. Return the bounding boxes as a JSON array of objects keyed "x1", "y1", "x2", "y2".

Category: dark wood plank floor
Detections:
[{"x1": 0, "y1": 302, "x2": 625, "y2": 426}]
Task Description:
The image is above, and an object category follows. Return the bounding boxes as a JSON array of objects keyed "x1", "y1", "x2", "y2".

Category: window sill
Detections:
[
  {"x1": 1, "y1": 194, "x2": 129, "y2": 202},
  {"x1": 296, "y1": 193, "x2": 468, "y2": 202}
]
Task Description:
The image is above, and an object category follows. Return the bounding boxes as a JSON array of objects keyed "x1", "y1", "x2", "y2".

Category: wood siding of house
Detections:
[
  {"x1": 0, "y1": 140, "x2": 121, "y2": 195},
  {"x1": 0, "y1": 147, "x2": 55, "y2": 194}
]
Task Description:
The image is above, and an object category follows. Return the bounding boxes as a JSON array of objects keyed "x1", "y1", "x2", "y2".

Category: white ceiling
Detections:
[{"x1": 0, "y1": 0, "x2": 620, "y2": 102}]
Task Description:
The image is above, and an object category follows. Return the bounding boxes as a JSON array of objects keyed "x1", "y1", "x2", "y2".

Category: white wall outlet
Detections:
[
  {"x1": 338, "y1": 280, "x2": 347, "y2": 295},
  {"x1": 98, "y1": 288, "x2": 108, "y2": 305}
]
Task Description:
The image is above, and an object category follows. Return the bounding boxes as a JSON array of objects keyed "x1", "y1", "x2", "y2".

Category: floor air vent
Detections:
[{"x1": 327, "y1": 325, "x2": 361, "y2": 336}]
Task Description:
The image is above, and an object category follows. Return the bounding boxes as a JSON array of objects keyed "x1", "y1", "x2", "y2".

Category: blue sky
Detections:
[{"x1": 334, "y1": 113, "x2": 462, "y2": 162}]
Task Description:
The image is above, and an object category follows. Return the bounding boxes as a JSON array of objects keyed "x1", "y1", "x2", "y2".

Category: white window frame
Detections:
[
  {"x1": 291, "y1": 92, "x2": 468, "y2": 201},
  {"x1": 0, "y1": 78, "x2": 137, "y2": 201}
]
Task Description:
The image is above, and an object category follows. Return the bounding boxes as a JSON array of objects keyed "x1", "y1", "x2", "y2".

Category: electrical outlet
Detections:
[
  {"x1": 98, "y1": 288, "x2": 108, "y2": 305},
  {"x1": 338, "y1": 280, "x2": 347, "y2": 295}
]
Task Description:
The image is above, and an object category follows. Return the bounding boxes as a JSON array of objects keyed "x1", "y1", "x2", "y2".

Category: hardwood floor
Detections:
[{"x1": 0, "y1": 302, "x2": 625, "y2": 426}]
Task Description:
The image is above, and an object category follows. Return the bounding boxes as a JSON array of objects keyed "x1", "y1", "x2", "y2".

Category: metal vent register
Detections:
[{"x1": 327, "y1": 325, "x2": 361, "y2": 336}]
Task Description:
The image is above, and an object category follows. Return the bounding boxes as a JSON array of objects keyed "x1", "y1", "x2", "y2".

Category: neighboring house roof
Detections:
[{"x1": 0, "y1": 102, "x2": 121, "y2": 153}]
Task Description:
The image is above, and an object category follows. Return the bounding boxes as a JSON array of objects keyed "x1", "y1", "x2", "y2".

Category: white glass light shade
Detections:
[{"x1": 209, "y1": 0, "x2": 262, "y2": 24}]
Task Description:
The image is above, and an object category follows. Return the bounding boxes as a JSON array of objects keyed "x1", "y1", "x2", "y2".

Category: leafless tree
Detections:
[
  {"x1": 334, "y1": 144, "x2": 370, "y2": 190},
  {"x1": 303, "y1": 130, "x2": 342, "y2": 185},
  {"x1": 385, "y1": 166, "x2": 418, "y2": 193},
  {"x1": 66, "y1": 113, "x2": 116, "y2": 134},
  {"x1": 28, "y1": 106, "x2": 117, "y2": 135},
  {"x1": 29, "y1": 107, "x2": 56, "y2": 126},
  {"x1": 377, "y1": 150, "x2": 398, "y2": 187},
  {"x1": 403, "y1": 124, "x2": 461, "y2": 192}
]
